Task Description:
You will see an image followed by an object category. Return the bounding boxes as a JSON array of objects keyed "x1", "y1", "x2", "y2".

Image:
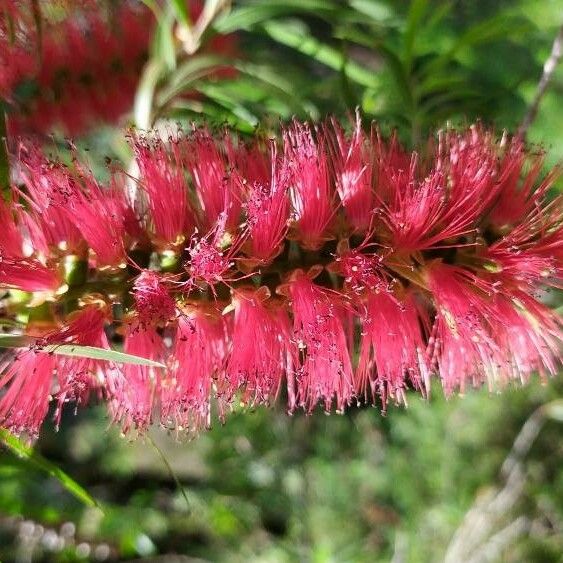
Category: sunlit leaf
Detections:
[{"x1": 0, "y1": 335, "x2": 166, "y2": 368}]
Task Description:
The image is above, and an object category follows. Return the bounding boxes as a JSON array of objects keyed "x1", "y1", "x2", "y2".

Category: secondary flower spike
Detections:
[
  {"x1": 0, "y1": 119, "x2": 561, "y2": 438},
  {"x1": 0, "y1": 1, "x2": 237, "y2": 137}
]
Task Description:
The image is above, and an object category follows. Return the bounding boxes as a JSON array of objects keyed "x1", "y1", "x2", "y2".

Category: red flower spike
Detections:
[
  {"x1": 0, "y1": 121, "x2": 561, "y2": 437},
  {"x1": 0, "y1": 351, "x2": 57, "y2": 439},
  {"x1": 2, "y1": 2, "x2": 153, "y2": 137},
  {"x1": 0, "y1": 255, "x2": 61, "y2": 293},
  {"x1": 52, "y1": 306, "x2": 120, "y2": 423},
  {"x1": 188, "y1": 129, "x2": 242, "y2": 231}
]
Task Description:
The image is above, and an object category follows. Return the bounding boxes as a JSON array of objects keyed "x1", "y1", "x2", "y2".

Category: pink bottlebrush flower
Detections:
[
  {"x1": 327, "y1": 113, "x2": 374, "y2": 232},
  {"x1": 332, "y1": 243, "x2": 386, "y2": 294},
  {"x1": 132, "y1": 270, "x2": 177, "y2": 328},
  {"x1": 111, "y1": 324, "x2": 166, "y2": 435},
  {"x1": 491, "y1": 294, "x2": 561, "y2": 384},
  {"x1": 287, "y1": 270, "x2": 355, "y2": 413},
  {"x1": 244, "y1": 143, "x2": 290, "y2": 264},
  {"x1": 484, "y1": 198, "x2": 563, "y2": 287},
  {"x1": 434, "y1": 126, "x2": 499, "y2": 231},
  {"x1": 224, "y1": 286, "x2": 291, "y2": 407},
  {"x1": 0, "y1": 305, "x2": 114, "y2": 436},
  {"x1": 284, "y1": 121, "x2": 336, "y2": 249},
  {"x1": 358, "y1": 289, "x2": 429, "y2": 405},
  {"x1": 17, "y1": 148, "x2": 86, "y2": 255},
  {"x1": 381, "y1": 151, "x2": 494, "y2": 252},
  {"x1": 1, "y1": 121, "x2": 561, "y2": 438},
  {"x1": 161, "y1": 307, "x2": 228, "y2": 433},
  {"x1": 133, "y1": 135, "x2": 196, "y2": 247},
  {"x1": 188, "y1": 129, "x2": 242, "y2": 230}
]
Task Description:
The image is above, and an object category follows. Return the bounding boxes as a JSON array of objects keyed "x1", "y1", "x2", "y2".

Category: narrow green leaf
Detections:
[
  {"x1": 42, "y1": 345, "x2": 166, "y2": 367},
  {"x1": 0, "y1": 334, "x2": 34, "y2": 348},
  {"x1": 233, "y1": 61, "x2": 319, "y2": 116},
  {"x1": 0, "y1": 429, "x2": 100, "y2": 508},
  {"x1": 213, "y1": 1, "x2": 341, "y2": 34},
  {"x1": 403, "y1": 0, "x2": 428, "y2": 71},
  {"x1": 155, "y1": 11, "x2": 177, "y2": 72},
  {"x1": 349, "y1": 0, "x2": 394, "y2": 22},
  {"x1": 0, "y1": 335, "x2": 166, "y2": 368},
  {"x1": 157, "y1": 54, "x2": 229, "y2": 106},
  {"x1": 419, "y1": 15, "x2": 531, "y2": 78},
  {"x1": 261, "y1": 20, "x2": 379, "y2": 89}
]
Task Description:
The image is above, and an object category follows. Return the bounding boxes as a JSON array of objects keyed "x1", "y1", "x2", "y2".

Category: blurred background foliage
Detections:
[{"x1": 0, "y1": 0, "x2": 562, "y2": 561}]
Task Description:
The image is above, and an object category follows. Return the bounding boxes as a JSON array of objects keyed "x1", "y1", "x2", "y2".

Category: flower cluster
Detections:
[{"x1": 0, "y1": 119, "x2": 561, "y2": 437}]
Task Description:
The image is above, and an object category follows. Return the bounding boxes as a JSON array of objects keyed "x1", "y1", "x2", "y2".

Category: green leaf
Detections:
[
  {"x1": 233, "y1": 61, "x2": 319, "y2": 116},
  {"x1": 213, "y1": 0, "x2": 341, "y2": 33},
  {"x1": 157, "y1": 54, "x2": 231, "y2": 106},
  {"x1": 0, "y1": 429, "x2": 100, "y2": 508},
  {"x1": 349, "y1": 0, "x2": 394, "y2": 23},
  {"x1": 0, "y1": 334, "x2": 33, "y2": 348},
  {"x1": 0, "y1": 335, "x2": 166, "y2": 368},
  {"x1": 155, "y1": 12, "x2": 177, "y2": 72},
  {"x1": 42, "y1": 345, "x2": 166, "y2": 368},
  {"x1": 420, "y1": 15, "x2": 531, "y2": 78},
  {"x1": 403, "y1": 0, "x2": 429, "y2": 71},
  {"x1": 261, "y1": 20, "x2": 379, "y2": 89}
]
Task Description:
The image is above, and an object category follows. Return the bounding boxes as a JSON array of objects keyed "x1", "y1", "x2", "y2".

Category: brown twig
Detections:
[{"x1": 518, "y1": 24, "x2": 563, "y2": 138}]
